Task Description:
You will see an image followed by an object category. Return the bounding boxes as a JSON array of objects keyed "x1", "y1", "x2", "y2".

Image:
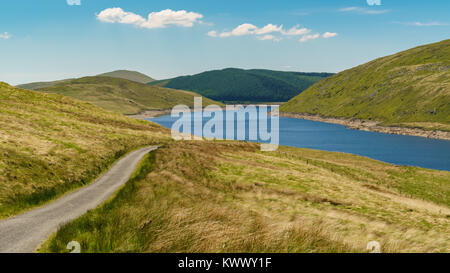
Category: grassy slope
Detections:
[
  {"x1": 149, "y1": 68, "x2": 332, "y2": 103},
  {"x1": 0, "y1": 82, "x2": 171, "y2": 218},
  {"x1": 38, "y1": 76, "x2": 223, "y2": 115},
  {"x1": 16, "y1": 79, "x2": 75, "y2": 91},
  {"x1": 281, "y1": 39, "x2": 450, "y2": 131},
  {"x1": 41, "y1": 141, "x2": 450, "y2": 253},
  {"x1": 98, "y1": 70, "x2": 155, "y2": 84}
]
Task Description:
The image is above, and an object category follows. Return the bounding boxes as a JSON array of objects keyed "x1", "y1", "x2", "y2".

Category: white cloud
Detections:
[
  {"x1": 366, "y1": 0, "x2": 381, "y2": 6},
  {"x1": 257, "y1": 35, "x2": 282, "y2": 42},
  {"x1": 67, "y1": 0, "x2": 81, "y2": 6},
  {"x1": 0, "y1": 32, "x2": 11, "y2": 39},
  {"x1": 299, "y1": 33, "x2": 320, "y2": 43},
  {"x1": 96, "y1": 8, "x2": 203, "y2": 29},
  {"x1": 254, "y1": 24, "x2": 283, "y2": 35},
  {"x1": 408, "y1": 22, "x2": 448, "y2": 27},
  {"x1": 323, "y1": 32, "x2": 338, "y2": 38},
  {"x1": 207, "y1": 30, "x2": 218, "y2": 37},
  {"x1": 208, "y1": 23, "x2": 313, "y2": 41},
  {"x1": 339, "y1": 7, "x2": 389, "y2": 14},
  {"x1": 281, "y1": 25, "x2": 311, "y2": 36}
]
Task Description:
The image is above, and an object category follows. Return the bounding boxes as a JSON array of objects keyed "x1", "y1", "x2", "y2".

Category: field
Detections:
[
  {"x1": 41, "y1": 141, "x2": 450, "y2": 253},
  {"x1": 0, "y1": 82, "x2": 171, "y2": 218}
]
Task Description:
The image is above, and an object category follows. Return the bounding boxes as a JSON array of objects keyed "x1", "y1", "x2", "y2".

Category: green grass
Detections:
[
  {"x1": 16, "y1": 70, "x2": 154, "y2": 90},
  {"x1": 37, "y1": 76, "x2": 223, "y2": 115},
  {"x1": 149, "y1": 68, "x2": 332, "y2": 103},
  {"x1": 40, "y1": 141, "x2": 450, "y2": 253},
  {"x1": 281, "y1": 39, "x2": 450, "y2": 131},
  {"x1": 0, "y1": 82, "x2": 171, "y2": 218}
]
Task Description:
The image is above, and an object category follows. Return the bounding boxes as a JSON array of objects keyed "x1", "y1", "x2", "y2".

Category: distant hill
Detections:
[
  {"x1": 38, "y1": 76, "x2": 221, "y2": 115},
  {"x1": 149, "y1": 68, "x2": 333, "y2": 103},
  {"x1": 281, "y1": 39, "x2": 450, "y2": 131},
  {"x1": 16, "y1": 70, "x2": 154, "y2": 90},
  {"x1": 98, "y1": 70, "x2": 154, "y2": 84},
  {"x1": 16, "y1": 79, "x2": 75, "y2": 90}
]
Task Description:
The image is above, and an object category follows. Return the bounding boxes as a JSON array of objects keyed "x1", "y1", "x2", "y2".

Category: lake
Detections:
[{"x1": 148, "y1": 110, "x2": 450, "y2": 171}]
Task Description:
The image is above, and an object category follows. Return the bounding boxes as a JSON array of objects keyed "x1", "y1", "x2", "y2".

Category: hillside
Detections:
[
  {"x1": 0, "y1": 82, "x2": 170, "y2": 218},
  {"x1": 98, "y1": 70, "x2": 154, "y2": 83},
  {"x1": 281, "y1": 40, "x2": 450, "y2": 131},
  {"x1": 38, "y1": 76, "x2": 222, "y2": 115},
  {"x1": 16, "y1": 79, "x2": 74, "y2": 90},
  {"x1": 149, "y1": 68, "x2": 332, "y2": 103},
  {"x1": 41, "y1": 141, "x2": 450, "y2": 253},
  {"x1": 16, "y1": 70, "x2": 154, "y2": 90}
]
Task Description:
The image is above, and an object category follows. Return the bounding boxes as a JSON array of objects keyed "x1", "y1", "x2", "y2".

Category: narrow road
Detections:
[{"x1": 0, "y1": 146, "x2": 158, "y2": 253}]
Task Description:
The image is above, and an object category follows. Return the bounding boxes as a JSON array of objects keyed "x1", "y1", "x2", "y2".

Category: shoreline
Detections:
[
  {"x1": 280, "y1": 112, "x2": 450, "y2": 141},
  {"x1": 127, "y1": 109, "x2": 172, "y2": 119}
]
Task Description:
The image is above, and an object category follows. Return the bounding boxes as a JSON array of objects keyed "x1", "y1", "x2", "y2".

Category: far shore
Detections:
[{"x1": 280, "y1": 112, "x2": 450, "y2": 141}]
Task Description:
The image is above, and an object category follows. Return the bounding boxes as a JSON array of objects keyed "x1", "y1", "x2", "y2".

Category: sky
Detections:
[{"x1": 0, "y1": 0, "x2": 449, "y2": 85}]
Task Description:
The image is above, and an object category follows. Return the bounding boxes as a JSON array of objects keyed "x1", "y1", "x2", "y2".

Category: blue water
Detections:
[{"x1": 148, "y1": 112, "x2": 450, "y2": 171}]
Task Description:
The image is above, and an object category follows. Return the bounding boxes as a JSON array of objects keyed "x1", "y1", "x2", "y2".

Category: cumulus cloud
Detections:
[
  {"x1": 299, "y1": 33, "x2": 320, "y2": 43},
  {"x1": 281, "y1": 25, "x2": 311, "y2": 36},
  {"x1": 208, "y1": 23, "x2": 315, "y2": 41},
  {"x1": 96, "y1": 8, "x2": 203, "y2": 29},
  {"x1": 0, "y1": 32, "x2": 11, "y2": 39},
  {"x1": 323, "y1": 32, "x2": 338, "y2": 38},
  {"x1": 208, "y1": 23, "x2": 337, "y2": 43},
  {"x1": 339, "y1": 7, "x2": 389, "y2": 14},
  {"x1": 257, "y1": 35, "x2": 282, "y2": 42},
  {"x1": 67, "y1": 0, "x2": 81, "y2": 5}
]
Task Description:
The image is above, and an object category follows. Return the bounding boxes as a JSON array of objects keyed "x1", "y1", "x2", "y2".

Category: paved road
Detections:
[{"x1": 0, "y1": 146, "x2": 158, "y2": 253}]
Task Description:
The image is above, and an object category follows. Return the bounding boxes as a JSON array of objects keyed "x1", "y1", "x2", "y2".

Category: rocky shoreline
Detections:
[{"x1": 280, "y1": 112, "x2": 450, "y2": 141}]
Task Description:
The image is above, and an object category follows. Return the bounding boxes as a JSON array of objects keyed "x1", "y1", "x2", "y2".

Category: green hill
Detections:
[
  {"x1": 16, "y1": 79, "x2": 75, "y2": 90},
  {"x1": 0, "y1": 82, "x2": 170, "y2": 218},
  {"x1": 149, "y1": 68, "x2": 333, "y2": 103},
  {"x1": 281, "y1": 40, "x2": 450, "y2": 131},
  {"x1": 98, "y1": 70, "x2": 154, "y2": 83},
  {"x1": 38, "y1": 76, "x2": 222, "y2": 115},
  {"x1": 16, "y1": 70, "x2": 154, "y2": 90}
]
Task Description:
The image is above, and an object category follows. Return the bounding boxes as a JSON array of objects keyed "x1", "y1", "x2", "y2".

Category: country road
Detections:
[{"x1": 0, "y1": 146, "x2": 158, "y2": 253}]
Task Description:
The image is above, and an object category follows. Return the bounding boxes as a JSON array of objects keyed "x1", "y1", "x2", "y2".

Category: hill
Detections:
[
  {"x1": 98, "y1": 70, "x2": 154, "y2": 83},
  {"x1": 38, "y1": 76, "x2": 222, "y2": 115},
  {"x1": 16, "y1": 70, "x2": 154, "y2": 90},
  {"x1": 281, "y1": 40, "x2": 450, "y2": 131},
  {"x1": 0, "y1": 82, "x2": 170, "y2": 218},
  {"x1": 16, "y1": 79, "x2": 74, "y2": 90},
  {"x1": 149, "y1": 68, "x2": 333, "y2": 103}
]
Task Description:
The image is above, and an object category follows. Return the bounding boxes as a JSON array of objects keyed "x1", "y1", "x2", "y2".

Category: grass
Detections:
[
  {"x1": 0, "y1": 82, "x2": 171, "y2": 218},
  {"x1": 40, "y1": 141, "x2": 450, "y2": 253},
  {"x1": 280, "y1": 39, "x2": 450, "y2": 131},
  {"x1": 37, "y1": 76, "x2": 223, "y2": 115}
]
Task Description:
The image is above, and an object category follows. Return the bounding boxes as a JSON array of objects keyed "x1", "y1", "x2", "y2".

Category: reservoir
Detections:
[{"x1": 148, "y1": 110, "x2": 450, "y2": 171}]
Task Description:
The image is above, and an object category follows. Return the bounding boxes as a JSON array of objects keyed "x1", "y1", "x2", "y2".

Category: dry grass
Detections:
[
  {"x1": 0, "y1": 82, "x2": 171, "y2": 218},
  {"x1": 41, "y1": 141, "x2": 450, "y2": 253}
]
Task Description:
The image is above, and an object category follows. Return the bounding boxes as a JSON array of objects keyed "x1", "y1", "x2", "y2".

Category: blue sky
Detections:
[{"x1": 0, "y1": 0, "x2": 449, "y2": 85}]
